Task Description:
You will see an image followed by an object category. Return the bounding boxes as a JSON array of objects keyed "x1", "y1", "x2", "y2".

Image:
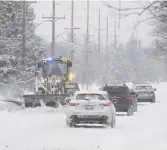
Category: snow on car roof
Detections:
[
  {"x1": 134, "y1": 84, "x2": 152, "y2": 87},
  {"x1": 74, "y1": 90, "x2": 107, "y2": 95}
]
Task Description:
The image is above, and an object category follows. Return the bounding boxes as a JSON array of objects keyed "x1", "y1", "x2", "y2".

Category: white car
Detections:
[{"x1": 66, "y1": 90, "x2": 116, "y2": 128}]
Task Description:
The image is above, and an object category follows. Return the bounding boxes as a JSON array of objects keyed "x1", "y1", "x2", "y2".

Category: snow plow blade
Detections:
[
  {"x1": 23, "y1": 94, "x2": 70, "y2": 108},
  {"x1": 1, "y1": 100, "x2": 23, "y2": 106}
]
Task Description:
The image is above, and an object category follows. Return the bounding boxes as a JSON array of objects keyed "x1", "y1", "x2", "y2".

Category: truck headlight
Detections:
[
  {"x1": 69, "y1": 73, "x2": 74, "y2": 81},
  {"x1": 41, "y1": 77, "x2": 45, "y2": 83}
]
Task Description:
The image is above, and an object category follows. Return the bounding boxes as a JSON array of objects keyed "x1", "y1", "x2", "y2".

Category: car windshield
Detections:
[
  {"x1": 76, "y1": 94, "x2": 106, "y2": 100},
  {"x1": 135, "y1": 86, "x2": 152, "y2": 90},
  {"x1": 104, "y1": 86, "x2": 126, "y2": 94}
]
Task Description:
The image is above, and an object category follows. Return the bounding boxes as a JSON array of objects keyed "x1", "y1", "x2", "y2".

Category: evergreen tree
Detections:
[{"x1": 0, "y1": 1, "x2": 44, "y2": 96}]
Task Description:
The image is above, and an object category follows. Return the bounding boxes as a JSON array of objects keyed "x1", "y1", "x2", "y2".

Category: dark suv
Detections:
[{"x1": 101, "y1": 84, "x2": 137, "y2": 116}]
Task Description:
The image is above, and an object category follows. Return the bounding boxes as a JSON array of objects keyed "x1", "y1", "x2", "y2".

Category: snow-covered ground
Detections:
[{"x1": 0, "y1": 82, "x2": 167, "y2": 150}]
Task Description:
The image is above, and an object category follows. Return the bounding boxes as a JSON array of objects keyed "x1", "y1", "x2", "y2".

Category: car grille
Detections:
[{"x1": 71, "y1": 115, "x2": 108, "y2": 124}]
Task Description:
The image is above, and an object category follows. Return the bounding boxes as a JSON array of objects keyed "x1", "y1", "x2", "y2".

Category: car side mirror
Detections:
[
  {"x1": 131, "y1": 92, "x2": 138, "y2": 97},
  {"x1": 131, "y1": 92, "x2": 136, "y2": 95}
]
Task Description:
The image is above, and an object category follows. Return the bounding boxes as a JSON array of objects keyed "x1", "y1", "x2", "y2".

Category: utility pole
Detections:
[
  {"x1": 64, "y1": 0, "x2": 80, "y2": 62},
  {"x1": 98, "y1": 9, "x2": 101, "y2": 85},
  {"x1": 114, "y1": 20, "x2": 117, "y2": 49},
  {"x1": 22, "y1": 0, "x2": 36, "y2": 65},
  {"x1": 118, "y1": 1, "x2": 121, "y2": 28},
  {"x1": 71, "y1": 0, "x2": 74, "y2": 44},
  {"x1": 84, "y1": 0, "x2": 89, "y2": 90},
  {"x1": 52, "y1": 0, "x2": 56, "y2": 58},
  {"x1": 105, "y1": 17, "x2": 109, "y2": 84},
  {"x1": 111, "y1": 20, "x2": 119, "y2": 50},
  {"x1": 22, "y1": 1, "x2": 26, "y2": 61},
  {"x1": 80, "y1": 1, "x2": 94, "y2": 89},
  {"x1": 94, "y1": 9, "x2": 105, "y2": 85},
  {"x1": 85, "y1": 0, "x2": 90, "y2": 90},
  {"x1": 42, "y1": 0, "x2": 65, "y2": 57}
]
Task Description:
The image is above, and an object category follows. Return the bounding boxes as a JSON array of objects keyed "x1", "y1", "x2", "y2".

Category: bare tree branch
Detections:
[
  {"x1": 138, "y1": 1, "x2": 161, "y2": 15},
  {"x1": 109, "y1": 12, "x2": 141, "y2": 18},
  {"x1": 104, "y1": 1, "x2": 161, "y2": 17},
  {"x1": 103, "y1": 1, "x2": 145, "y2": 11}
]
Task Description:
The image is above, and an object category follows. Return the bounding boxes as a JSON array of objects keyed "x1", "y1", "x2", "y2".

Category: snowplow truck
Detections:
[{"x1": 23, "y1": 57, "x2": 77, "y2": 108}]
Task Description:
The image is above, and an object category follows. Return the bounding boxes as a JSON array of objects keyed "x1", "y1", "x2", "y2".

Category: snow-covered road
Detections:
[{"x1": 0, "y1": 83, "x2": 166, "y2": 150}]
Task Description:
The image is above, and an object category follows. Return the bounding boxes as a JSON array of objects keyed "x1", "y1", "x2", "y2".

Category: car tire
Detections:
[
  {"x1": 133, "y1": 101, "x2": 138, "y2": 112},
  {"x1": 135, "y1": 103, "x2": 138, "y2": 112},
  {"x1": 127, "y1": 106, "x2": 133, "y2": 116},
  {"x1": 135, "y1": 99, "x2": 138, "y2": 111},
  {"x1": 151, "y1": 98, "x2": 155, "y2": 103},
  {"x1": 69, "y1": 121, "x2": 77, "y2": 128},
  {"x1": 111, "y1": 116, "x2": 116, "y2": 128}
]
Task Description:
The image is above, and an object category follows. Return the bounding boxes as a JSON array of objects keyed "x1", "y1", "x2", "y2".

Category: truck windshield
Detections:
[
  {"x1": 43, "y1": 61, "x2": 67, "y2": 76},
  {"x1": 66, "y1": 88, "x2": 76, "y2": 95}
]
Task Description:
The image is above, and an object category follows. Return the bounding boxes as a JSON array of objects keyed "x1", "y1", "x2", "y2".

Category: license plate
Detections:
[
  {"x1": 140, "y1": 93, "x2": 147, "y2": 96},
  {"x1": 85, "y1": 105, "x2": 94, "y2": 110}
]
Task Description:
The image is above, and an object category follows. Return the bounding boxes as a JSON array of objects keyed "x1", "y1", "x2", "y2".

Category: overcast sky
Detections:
[{"x1": 32, "y1": 1, "x2": 153, "y2": 47}]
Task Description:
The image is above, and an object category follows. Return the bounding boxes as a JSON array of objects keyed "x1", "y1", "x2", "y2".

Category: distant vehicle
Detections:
[
  {"x1": 64, "y1": 83, "x2": 80, "y2": 104},
  {"x1": 133, "y1": 84, "x2": 156, "y2": 103},
  {"x1": 124, "y1": 82, "x2": 134, "y2": 90},
  {"x1": 101, "y1": 84, "x2": 138, "y2": 116},
  {"x1": 66, "y1": 91, "x2": 116, "y2": 128}
]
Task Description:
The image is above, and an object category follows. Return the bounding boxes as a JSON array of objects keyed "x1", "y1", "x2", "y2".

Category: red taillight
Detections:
[
  {"x1": 126, "y1": 95, "x2": 132, "y2": 100},
  {"x1": 68, "y1": 103, "x2": 79, "y2": 106},
  {"x1": 99, "y1": 103, "x2": 110, "y2": 107}
]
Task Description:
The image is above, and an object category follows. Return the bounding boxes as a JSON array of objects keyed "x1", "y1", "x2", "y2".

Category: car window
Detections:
[
  {"x1": 76, "y1": 94, "x2": 106, "y2": 100},
  {"x1": 135, "y1": 86, "x2": 152, "y2": 90},
  {"x1": 104, "y1": 86, "x2": 127, "y2": 94}
]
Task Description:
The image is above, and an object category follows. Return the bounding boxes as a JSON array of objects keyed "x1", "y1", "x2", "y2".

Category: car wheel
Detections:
[
  {"x1": 135, "y1": 103, "x2": 138, "y2": 112},
  {"x1": 151, "y1": 98, "x2": 155, "y2": 103},
  {"x1": 127, "y1": 106, "x2": 133, "y2": 116},
  {"x1": 69, "y1": 121, "x2": 77, "y2": 128},
  {"x1": 133, "y1": 101, "x2": 137, "y2": 112},
  {"x1": 135, "y1": 100, "x2": 138, "y2": 112},
  {"x1": 111, "y1": 116, "x2": 116, "y2": 128}
]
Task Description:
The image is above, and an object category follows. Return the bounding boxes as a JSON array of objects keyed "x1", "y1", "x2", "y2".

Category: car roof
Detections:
[
  {"x1": 134, "y1": 84, "x2": 152, "y2": 87},
  {"x1": 103, "y1": 85, "x2": 128, "y2": 89},
  {"x1": 105, "y1": 84, "x2": 125, "y2": 86},
  {"x1": 74, "y1": 90, "x2": 108, "y2": 95}
]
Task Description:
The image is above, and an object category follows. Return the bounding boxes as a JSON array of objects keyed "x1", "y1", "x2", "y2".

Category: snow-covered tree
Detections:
[{"x1": 0, "y1": 1, "x2": 45, "y2": 97}]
